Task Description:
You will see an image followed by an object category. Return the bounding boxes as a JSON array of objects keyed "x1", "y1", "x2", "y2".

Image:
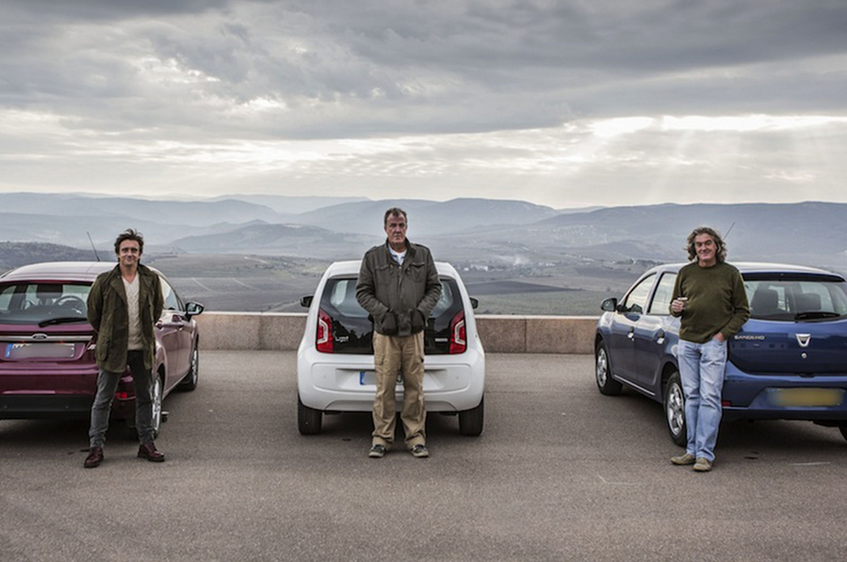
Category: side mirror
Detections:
[
  {"x1": 470, "y1": 297, "x2": 479, "y2": 310},
  {"x1": 601, "y1": 297, "x2": 618, "y2": 312},
  {"x1": 185, "y1": 301, "x2": 205, "y2": 318},
  {"x1": 300, "y1": 295, "x2": 313, "y2": 308}
]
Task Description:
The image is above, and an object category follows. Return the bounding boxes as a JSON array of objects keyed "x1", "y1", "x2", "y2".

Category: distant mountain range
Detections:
[{"x1": 1, "y1": 192, "x2": 846, "y2": 271}]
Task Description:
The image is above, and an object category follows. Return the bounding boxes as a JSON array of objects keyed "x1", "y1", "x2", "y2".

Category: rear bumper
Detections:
[
  {"x1": 297, "y1": 347, "x2": 486, "y2": 413},
  {"x1": 723, "y1": 362, "x2": 847, "y2": 423}
]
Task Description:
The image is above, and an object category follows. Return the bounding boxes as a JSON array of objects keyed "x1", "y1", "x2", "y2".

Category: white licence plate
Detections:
[
  {"x1": 358, "y1": 371, "x2": 403, "y2": 386},
  {"x1": 5, "y1": 342, "x2": 77, "y2": 360}
]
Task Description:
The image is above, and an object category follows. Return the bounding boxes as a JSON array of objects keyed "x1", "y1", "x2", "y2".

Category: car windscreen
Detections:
[
  {"x1": 0, "y1": 282, "x2": 91, "y2": 326},
  {"x1": 743, "y1": 273, "x2": 847, "y2": 321},
  {"x1": 320, "y1": 276, "x2": 463, "y2": 355}
]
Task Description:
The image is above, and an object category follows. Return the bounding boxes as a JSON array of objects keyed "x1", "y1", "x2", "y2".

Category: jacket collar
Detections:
[
  {"x1": 106, "y1": 263, "x2": 154, "y2": 304},
  {"x1": 383, "y1": 239, "x2": 416, "y2": 260}
]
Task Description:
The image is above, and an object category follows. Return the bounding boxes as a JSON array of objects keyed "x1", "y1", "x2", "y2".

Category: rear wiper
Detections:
[
  {"x1": 794, "y1": 311, "x2": 841, "y2": 320},
  {"x1": 38, "y1": 317, "x2": 88, "y2": 327}
]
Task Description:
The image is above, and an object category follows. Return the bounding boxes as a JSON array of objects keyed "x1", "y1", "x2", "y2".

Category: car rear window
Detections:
[
  {"x1": 743, "y1": 273, "x2": 847, "y2": 321},
  {"x1": 320, "y1": 276, "x2": 463, "y2": 355},
  {"x1": 0, "y1": 282, "x2": 91, "y2": 326}
]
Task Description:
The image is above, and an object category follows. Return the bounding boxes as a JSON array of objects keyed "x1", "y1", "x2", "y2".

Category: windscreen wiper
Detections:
[
  {"x1": 794, "y1": 311, "x2": 841, "y2": 320},
  {"x1": 38, "y1": 317, "x2": 88, "y2": 328}
]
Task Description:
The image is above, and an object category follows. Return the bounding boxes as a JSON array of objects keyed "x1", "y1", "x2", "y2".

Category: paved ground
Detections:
[{"x1": 1, "y1": 351, "x2": 846, "y2": 562}]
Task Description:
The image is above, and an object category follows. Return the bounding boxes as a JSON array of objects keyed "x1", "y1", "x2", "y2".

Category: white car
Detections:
[{"x1": 297, "y1": 260, "x2": 485, "y2": 436}]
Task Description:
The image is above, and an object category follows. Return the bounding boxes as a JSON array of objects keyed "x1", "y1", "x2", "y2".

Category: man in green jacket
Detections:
[
  {"x1": 669, "y1": 226, "x2": 749, "y2": 472},
  {"x1": 84, "y1": 229, "x2": 165, "y2": 468},
  {"x1": 356, "y1": 208, "x2": 442, "y2": 459}
]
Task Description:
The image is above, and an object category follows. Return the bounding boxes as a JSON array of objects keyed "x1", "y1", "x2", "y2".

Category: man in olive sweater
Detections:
[{"x1": 669, "y1": 226, "x2": 749, "y2": 472}]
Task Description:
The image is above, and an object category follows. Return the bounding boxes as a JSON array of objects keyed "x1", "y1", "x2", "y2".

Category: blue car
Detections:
[{"x1": 595, "y1": 262, "x2": 847, "y2": 445}]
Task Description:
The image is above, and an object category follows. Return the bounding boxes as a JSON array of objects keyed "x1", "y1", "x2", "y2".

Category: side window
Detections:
[
  {"x1": 160, "y1": 278, "x2": 182, "y2": 311},
  {"x1": 648, "y1": 273, "x2": 677, "y2": 315},
  {"x1": 622, "y1": 274, "x2": 655, "y2": 315}
]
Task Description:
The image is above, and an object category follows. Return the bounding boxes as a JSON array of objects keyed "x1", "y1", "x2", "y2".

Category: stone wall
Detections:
[{"x1": 195, "y1": 312, "x2": 598, "y2": 353}]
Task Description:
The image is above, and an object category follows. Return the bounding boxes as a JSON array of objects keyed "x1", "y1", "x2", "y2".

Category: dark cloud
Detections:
[{"x1": 2, "y1": 0, "x2": 846, "y2": 139}]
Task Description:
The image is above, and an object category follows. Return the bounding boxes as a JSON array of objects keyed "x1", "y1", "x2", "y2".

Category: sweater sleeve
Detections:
[
  {"x1": 669, "y1": 268, "x2": 685, "y2": 317},
  {"x1": 718, "y1": 269, "x2": 750, "y2": 339}
]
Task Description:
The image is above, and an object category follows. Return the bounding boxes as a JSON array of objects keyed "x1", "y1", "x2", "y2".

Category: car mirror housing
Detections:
[
  {"x1": 470, "y1": 297, "x2": 479, "y2": 310},
  {"x1": 300, "y1": 295, "x2": 313, "y2": 308},
  {"x1": 601, "y1": 297, "x2": 618, "y2": 312},
  {"x1": 185, "y1": 301, "x2": 205, "y2": 318}
]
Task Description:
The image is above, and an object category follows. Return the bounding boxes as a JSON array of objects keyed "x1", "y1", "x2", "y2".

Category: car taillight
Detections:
[
  {"x1": 449, "y1": 310, "x2": 466, "y2": 354},
  {"x1": 316, "y1": 308, "x2": 333, "y2": 353}
]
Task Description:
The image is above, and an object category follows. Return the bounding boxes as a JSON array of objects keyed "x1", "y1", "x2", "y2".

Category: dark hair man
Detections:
[
  {"x1": 84, "y1": 229, "x2": 165, "y2": 468},
  {"x1": 669, "y1": 226, "x2": 749, "y2": 472},
  {"x1": 356, "y1": 208, "x2": 442, "y2": 459}
]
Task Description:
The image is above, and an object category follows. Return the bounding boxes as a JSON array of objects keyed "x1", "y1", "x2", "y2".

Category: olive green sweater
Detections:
[{"x1": 670, "y1": 261, "x2": 750, "y2": 344}]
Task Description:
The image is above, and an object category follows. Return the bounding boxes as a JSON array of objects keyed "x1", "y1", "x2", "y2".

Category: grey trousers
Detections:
[{"x1": 88, "y1": 350, "x2": 155, "y2": 448}]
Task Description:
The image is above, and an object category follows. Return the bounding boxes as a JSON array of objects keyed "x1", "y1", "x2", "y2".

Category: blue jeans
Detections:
[
  {"x1": 678, "y1": 338, "x2": 728, "y2": 462},
  {"x1": 88, "y1": 350, "x2": 155, "y2": 448}
]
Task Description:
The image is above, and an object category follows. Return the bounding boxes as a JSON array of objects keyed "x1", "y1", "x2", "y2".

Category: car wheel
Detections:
[
  {"x1": 298, "y1": 396, "x2": 322, "y2": 435},
  {"x1": 664, "y1": 371, "x2": 687, "y2": 447},
  {"x1": 459, "y1": 397, "x2": 484, "y2": 436},
  {"x1": 595, "y1": 341, "x2": 622, "y2": 396},
  {"x1": 179, "y1": 341, "x2": 199, "y2": 391},
  {"x1": 151, "y1": 375, "x2": 164, "y2": 439}
]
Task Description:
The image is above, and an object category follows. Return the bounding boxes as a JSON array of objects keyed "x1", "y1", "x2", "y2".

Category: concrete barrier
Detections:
[{"x1": 195, "y1": 312, "x2": 598, "y2": 354}]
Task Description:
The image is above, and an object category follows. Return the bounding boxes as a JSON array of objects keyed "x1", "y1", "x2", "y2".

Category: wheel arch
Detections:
[{"x1": 660, "y1": 359, "x2": 679, "y2": 398}]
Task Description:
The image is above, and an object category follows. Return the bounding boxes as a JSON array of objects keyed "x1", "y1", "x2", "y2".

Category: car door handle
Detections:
[{"x1": 656, "y1": 330, "x2": 665, "y2": 345}]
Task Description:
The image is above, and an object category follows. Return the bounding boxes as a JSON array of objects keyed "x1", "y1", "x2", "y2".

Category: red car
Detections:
[{"x1": 0, "y1": 261, "x2": 203, "y2": 436}]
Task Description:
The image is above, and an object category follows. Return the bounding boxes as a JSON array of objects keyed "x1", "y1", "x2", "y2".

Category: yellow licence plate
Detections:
[{"x1": 770, "y1": 388, "x2": 844, "y2": 407}]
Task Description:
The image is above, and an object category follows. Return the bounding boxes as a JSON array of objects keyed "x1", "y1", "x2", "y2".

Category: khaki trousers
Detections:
[{"x1": 372, "y1": 331, "x2": 426, "y2": 449}]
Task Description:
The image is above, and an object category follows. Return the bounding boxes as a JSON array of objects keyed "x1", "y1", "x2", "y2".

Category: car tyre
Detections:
[
  {"x1": 150, "y1": 375, "x2": 164, "y2": 439},
  {"x1": 595, "y1": 341, "x2": 622, "y2": 396},
  {"x1": 126, "y1": 374, "x2": 164, "y2": 440},
  {"x1": 664, "y1": 371, "x2": 687, "y2": 447},
  {"x1": 459, "y1": 397, "x2": 484, "y2": 436},
  {"x1": 178, "y1": 341, "x2": 199, "y2": 391},
  {"x1": 298, "y1": 396, "x2": 322, "y2": 435}
]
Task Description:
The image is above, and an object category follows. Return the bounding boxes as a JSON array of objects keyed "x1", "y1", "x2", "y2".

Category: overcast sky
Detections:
[{"x1": 1, "y1": 0, "x2": 845, "y2": 209}]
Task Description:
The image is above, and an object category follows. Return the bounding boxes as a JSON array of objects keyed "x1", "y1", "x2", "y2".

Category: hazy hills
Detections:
[{"x1": 1, "y1": 192, "x2": 846, "y2": 272}]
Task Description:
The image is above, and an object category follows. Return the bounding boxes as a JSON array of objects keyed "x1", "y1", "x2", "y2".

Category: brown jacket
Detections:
[
  {"x1": 87, "y1": 264, "x2": 164, "y2": 373},
  {"x1": 356, "y1": 240, "x2": 441, "y2": 336}
]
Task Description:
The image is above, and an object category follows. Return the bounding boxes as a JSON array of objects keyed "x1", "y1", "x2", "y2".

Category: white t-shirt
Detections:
[{"x1": 389, "y1": 246, "x2": 406, "y2": 266}]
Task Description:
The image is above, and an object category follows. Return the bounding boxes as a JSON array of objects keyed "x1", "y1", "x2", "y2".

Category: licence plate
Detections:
[
  {"x1": 5, "y1": 342, "x2": 76, "y2": 360},
  {"x1": 769, "y1": 388, "x2": 844, "y2": 407},
  {"x1": 358, "y1": 371, "x2": 404, "y2": 386}
]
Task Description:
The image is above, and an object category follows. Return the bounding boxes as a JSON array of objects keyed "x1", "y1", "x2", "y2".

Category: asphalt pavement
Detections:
[{"x1": 1, "y1": 351, "x2": 846, "y2": 562}]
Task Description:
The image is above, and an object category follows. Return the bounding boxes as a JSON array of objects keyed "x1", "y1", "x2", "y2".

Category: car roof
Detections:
[
  {"x1": 0, "y1": 261, "x2": 162, "y2": 283},
  {"x1": 649, "y1": 261, "x2": 842, "y2": 277},
  {"x1": 325, "y1": 260, "x2": 458, "y2": 277}
]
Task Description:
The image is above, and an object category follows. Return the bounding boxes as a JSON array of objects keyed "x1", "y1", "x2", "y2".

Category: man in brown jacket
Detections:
[
  {"x1": 84, "y1": 229, "x2": 165, "y2": 468},
  {"x1": 356, "y1": 208, "x2": 441, "y2": 458}
]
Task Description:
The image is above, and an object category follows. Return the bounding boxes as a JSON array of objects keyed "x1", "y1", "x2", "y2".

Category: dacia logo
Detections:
[{"x1": 796, "y1": 334, "x2": 811, "y2": 348}]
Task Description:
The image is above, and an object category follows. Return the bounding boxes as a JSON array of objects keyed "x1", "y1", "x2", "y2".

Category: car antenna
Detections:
[
  {"x1": 87, "y1": 231, "x2": 101, "y2": 262},
  {"x1": 724, "y1": 221, "x2": 735, "y2": 239}
]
